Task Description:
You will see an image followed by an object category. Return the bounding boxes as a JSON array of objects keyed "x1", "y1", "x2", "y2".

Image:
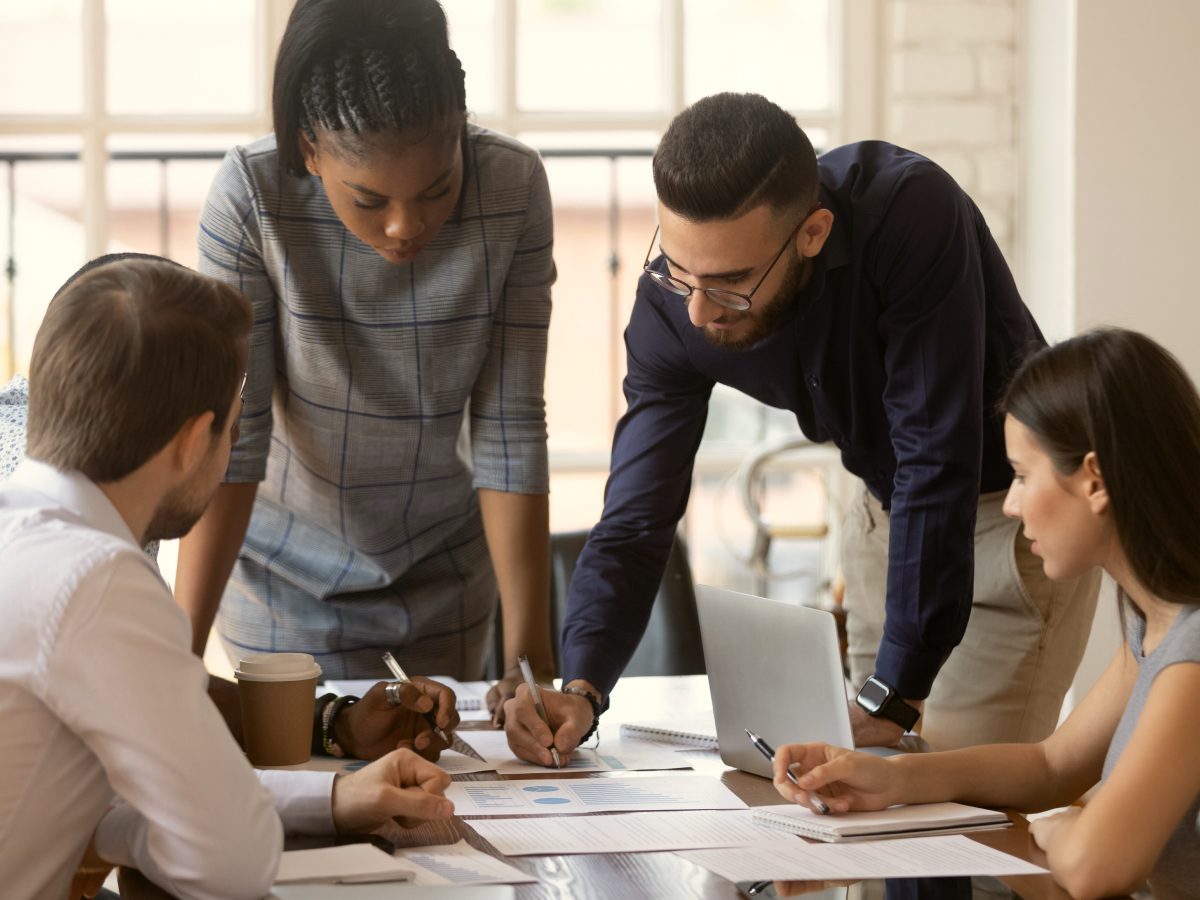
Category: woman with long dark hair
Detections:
[{"x1": 773, "y1": 328, "x2": 1200, "y2": 900}]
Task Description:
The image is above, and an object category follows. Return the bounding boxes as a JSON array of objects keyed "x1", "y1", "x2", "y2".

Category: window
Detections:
[{"x1": 2, "y1": 0, "x2": 862, "y2": 601}]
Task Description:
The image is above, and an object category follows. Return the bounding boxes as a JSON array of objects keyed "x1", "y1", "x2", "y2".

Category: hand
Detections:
[
  {"x1": 331, "y1": 747, "x2": 454, "y2": 833},
  {"x1": 335, "y1": 679, "x2": 460, "y2": 761},
  {"x1": 773, "y1": 742, "x2": 899, "y2": 813},
  {"x1": 67, "y1": 835, "x2": 113, "y2": 899},
  {"x1": 1029, "y1": 807, "x2": 1081, "y2": 851},
  {"x1": 503, "y1": 682, "x2": 593, "y2": 767},
  {"x1": 848, "y1": 700, "x2": 921, "y2": 748},
  {"x1": 486, "y1": 665, "x2": 531, "y2": 726}
]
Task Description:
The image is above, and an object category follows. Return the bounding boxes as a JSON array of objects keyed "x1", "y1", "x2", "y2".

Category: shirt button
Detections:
[{"x1": 807, "y1": 375, "x2": 820, "y2": 388}]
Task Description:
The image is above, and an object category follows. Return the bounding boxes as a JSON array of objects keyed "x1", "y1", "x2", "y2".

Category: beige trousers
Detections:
[{"x1": 842, "y1": 483, "x2": 1101, "y2": 750}]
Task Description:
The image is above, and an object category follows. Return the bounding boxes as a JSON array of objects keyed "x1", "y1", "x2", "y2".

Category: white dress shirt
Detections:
[{"x1": 0, "y1": 459, "x2": 336, "y2": 900}]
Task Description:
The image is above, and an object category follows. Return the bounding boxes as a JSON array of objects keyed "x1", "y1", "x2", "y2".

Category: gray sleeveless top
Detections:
[{"x1": 1102, "y1": 603, "x2": 1200, "y2": 900}]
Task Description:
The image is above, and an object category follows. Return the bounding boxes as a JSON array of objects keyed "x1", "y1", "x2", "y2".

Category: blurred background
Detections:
[{"x1": 2, "y1": 0, "x2": 1197, "y2": 697}]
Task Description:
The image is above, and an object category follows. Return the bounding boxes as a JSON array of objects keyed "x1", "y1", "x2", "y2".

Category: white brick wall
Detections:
[{"x1": 884, "y1": 0, "x2": 1019, "y2": 260}]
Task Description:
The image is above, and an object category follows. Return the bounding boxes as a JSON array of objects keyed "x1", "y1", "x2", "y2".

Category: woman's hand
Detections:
[
  {"x1": 1029, "y1": 807, "x2": 1081, "y2": 851},
  {"x1": 773, "y1": 742, "x2": 900, "y2": 813},
  {"x1": 336, "y1": 679, "x2": 460, "y2": 761},
  {"x1": 331, "y1": 748, "x2": 454, "y2": 833}
]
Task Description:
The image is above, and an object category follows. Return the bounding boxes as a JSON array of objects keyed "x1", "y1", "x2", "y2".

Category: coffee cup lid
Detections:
[{"x1": 234, "y1": 652, "x2": 322, "y2": 683}]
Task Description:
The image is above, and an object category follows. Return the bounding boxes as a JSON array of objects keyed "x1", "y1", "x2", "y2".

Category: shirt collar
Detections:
[
  {"x1": 816, "y1": 184, "x2": 852, "y2": 271},
  {"x1": 8, "y1": 457, "x2": 140, "y2": 548}
]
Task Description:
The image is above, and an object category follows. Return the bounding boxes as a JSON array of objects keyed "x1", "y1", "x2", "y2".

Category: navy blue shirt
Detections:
[{"x1": 561, "y1": 141, "x2": 1045, "y2": 701}]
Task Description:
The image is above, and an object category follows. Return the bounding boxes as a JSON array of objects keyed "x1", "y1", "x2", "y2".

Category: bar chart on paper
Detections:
[{"x1": 446, "y1": 775, "x2": 747, "y2": 817}]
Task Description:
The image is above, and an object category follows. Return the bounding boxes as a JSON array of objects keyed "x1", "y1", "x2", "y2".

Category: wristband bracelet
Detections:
[
  {"x1": 312, "y1": 693, "x2": 337, "y2": 755},
  {"x1": 562, "y1": 686, "x2": 602, "y2": 744},
  {"x1": 321, "y1": 695, "x2": 358, "y2": 758}
]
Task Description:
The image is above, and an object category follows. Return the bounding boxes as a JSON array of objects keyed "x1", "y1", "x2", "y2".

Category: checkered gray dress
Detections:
[{"x1": 198, "y1": 127, "x2": 554, "y2": 679}]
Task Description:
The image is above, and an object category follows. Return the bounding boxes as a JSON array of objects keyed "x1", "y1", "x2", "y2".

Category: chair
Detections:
[{"x1": 487, "y1": 528, "x2": 705, "y2": 679}]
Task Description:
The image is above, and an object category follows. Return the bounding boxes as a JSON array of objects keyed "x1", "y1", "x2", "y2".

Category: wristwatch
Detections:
[{"x1": 855, "y1": 675, "x2": 920, "y2": 732}]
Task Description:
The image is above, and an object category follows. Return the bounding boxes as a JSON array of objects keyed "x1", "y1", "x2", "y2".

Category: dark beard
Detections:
[
  {"x1": 701, "y1": 254, "x2": 808, "y2": 351},
  {"x1": 143, "y1": 477, "x2": 211, "y2": 543}
]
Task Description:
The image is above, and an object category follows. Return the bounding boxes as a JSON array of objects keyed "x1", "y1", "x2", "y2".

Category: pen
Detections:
[
  {"x1": 381, "y1": 652, "x2": 486, "y2": 761},
  {"x1": 745, "y1": 728, "x2": 830, "y2": 815},
  {"x1": 517, "y1": 654, "x2": 561, "y2": 769}
]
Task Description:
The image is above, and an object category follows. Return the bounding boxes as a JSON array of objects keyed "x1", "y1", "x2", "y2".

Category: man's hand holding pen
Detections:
[{"x1": 503, "y1": 679, "x2": 598, "y2": 767}]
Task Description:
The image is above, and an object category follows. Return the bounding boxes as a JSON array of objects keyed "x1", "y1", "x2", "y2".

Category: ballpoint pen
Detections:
[
  {"x1": 381, "y1": 651, "x2": 486, "y2": 762},
  {"x1": 517, "y1": 654, "x2": 561, "y2": 769},
  {"x1": 745, "y1": 728, "x2": 830, "y2": 815}
]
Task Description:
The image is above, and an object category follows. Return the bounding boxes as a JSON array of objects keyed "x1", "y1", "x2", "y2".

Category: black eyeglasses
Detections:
[{"x1": 641, "y1": 207, "x2": 816, "y2": 311}]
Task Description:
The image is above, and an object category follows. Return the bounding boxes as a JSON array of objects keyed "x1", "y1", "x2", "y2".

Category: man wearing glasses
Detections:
[{"x1": 505, "y1": 92, "x2": 1100, "y2": 763}]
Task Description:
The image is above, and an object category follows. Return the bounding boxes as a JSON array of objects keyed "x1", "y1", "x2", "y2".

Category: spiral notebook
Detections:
[
  {"x1": 751, "y1": 802, "x2": 1010, "y2": 843},
  {"x1": 619, "y1": 713, "x2": 718, "y2": 748}
]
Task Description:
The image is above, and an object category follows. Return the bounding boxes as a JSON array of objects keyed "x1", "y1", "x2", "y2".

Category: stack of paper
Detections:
[
  {"x1": 677, "y1": 834, "x2": 1048, "y2": 881},
  {"x1": 274, "y1": 845, "x2": 413, "y2": 885}
]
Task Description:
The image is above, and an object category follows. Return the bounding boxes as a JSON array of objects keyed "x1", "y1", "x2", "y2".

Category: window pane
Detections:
[
  {"x1": 442, "y1": 0, "x2": 496, "y2": 116},
  {"x1": 684, "y1": 0, "x2": 834, "y2": 111},
  {"x1": 517, "y1": 0, "x2": 661, "y2": 113},
  {"x1": 0, "y1": 0, "x2": 82, "y2": 115},
  {"x1": 0, "y1": 137, "x2": 85, "y2": 374},
  {"x1": 106, "y1": 0, "x2": 259, "y2": 115},
  {"x1": 532, "y1": 140, "x2": 656, "y2": 456},
  {"x1": 107, "y1": 134, "x2": 247, "y2": 268}
]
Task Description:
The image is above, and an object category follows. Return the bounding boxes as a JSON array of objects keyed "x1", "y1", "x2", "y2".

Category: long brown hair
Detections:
[{"x1": 1002, "y1": 328, "x2": 1200, "y2": 605}]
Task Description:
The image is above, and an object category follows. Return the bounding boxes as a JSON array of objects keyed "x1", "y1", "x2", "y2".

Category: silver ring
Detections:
[{"x1": 385, "y1": 682, "x2": 404, "y2": 707}]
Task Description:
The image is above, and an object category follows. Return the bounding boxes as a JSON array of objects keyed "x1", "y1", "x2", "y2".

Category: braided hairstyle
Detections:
[{"x1": 273, "y1": 0, "x2": 467, "y2": 176}]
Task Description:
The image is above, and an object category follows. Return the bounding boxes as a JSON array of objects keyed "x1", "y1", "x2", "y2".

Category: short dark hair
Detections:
[
  {"x1": 1003, "y1": 328, "x2": 1200, "y2": 607},
  {"x1": 652, "y1": 93, "x2": 820, "y2": 222},
  {"x1": 27, "y1": 257, "x2": 252, "y2": 483},
  {"x1": 273, "y1": 0, "x2": 467, "y2": 176}
]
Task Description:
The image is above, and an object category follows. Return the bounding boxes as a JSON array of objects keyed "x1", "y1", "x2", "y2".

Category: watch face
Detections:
[{"x1": 857, "y1": 678, "x2": 891, "y2": 714}]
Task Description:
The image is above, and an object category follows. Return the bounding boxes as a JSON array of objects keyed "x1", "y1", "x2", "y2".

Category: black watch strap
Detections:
[{"x1": 855, "y1": 676, "x2": 920, "y2": 732}]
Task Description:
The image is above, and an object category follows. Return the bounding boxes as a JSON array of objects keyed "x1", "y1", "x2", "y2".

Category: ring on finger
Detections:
[{"x1": 385, "y1": 682, "x2": 404, "y2": 707}]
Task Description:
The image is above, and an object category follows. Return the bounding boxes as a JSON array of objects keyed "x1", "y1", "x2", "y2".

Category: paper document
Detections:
[
  {"x1": 274, "y1": 844, "x2": 412, "y2": 884},
  {"x1": 325, "y1": 677, "x2": 491, "y2": 718},
  {"x1": 435, "y1": 751, "x2": 497, "y2": 776},
  {"x1": 447, "y1": 775, "x2": 747, "y2": 817},
  {"x1": 677, "y1": 834, "x2": 1049, "y2": 881},
  {"x1": 455, "y1": 728, "x2": 692, "y2": 775},
  {"x1": 471, "y1": 809, "x2": 779, "y2": 856},
  {"x1": 397, "y1": 840, "x2": 535, "y2": 886}
]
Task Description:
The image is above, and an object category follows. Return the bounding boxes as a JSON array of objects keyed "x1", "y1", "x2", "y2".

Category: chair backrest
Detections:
[
  {"x1": 486, "y1": 528, "x2": 706, "y2": 679},
  {"x1": 550, "y1": 529, "x2": 705, "y2": 677}
]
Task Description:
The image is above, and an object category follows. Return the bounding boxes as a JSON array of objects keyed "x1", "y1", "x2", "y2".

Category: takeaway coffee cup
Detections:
[{"x1": 234, "y1": 652, "x2": 322, "y2": 766}]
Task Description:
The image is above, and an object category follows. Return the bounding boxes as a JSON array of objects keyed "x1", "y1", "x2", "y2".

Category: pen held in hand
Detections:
[
  {"x1": 517, "y1": 654, "x2": 561, "y2": 769},
  {"x1": 381, "y1": 651, "x2": 485, "y2": 761},
  {"x1": 745, "y1": 728, "x2": 830, "y2": 815}
]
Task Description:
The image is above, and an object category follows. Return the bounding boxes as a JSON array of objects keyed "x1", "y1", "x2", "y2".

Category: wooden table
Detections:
[{"x1": 120, "y1": 675, "x2": 1072, "y2": 900}]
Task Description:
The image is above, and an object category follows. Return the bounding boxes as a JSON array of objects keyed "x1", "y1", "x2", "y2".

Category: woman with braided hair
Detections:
[{"x1": 180, "y1": 0, "x2": 556, "y2": 719}]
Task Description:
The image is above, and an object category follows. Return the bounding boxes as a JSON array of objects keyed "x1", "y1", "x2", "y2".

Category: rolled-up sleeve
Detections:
[
  {"x1": 470, "y1": 155, "x2": 554, "y2": 495},
  {"x1": 870, "y1": 163, "x2": 987, "y2": 699},
  {"x1": 197, "y1": 148, "x2": 277, "y2": 484},
  {"x1": 561, "y1": 282, "x2": 713, "y2": 696}
]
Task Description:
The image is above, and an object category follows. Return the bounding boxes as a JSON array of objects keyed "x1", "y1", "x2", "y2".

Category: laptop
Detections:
[{"x1": 695, "y1": 584, "x2": 857, "y2": 779}]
